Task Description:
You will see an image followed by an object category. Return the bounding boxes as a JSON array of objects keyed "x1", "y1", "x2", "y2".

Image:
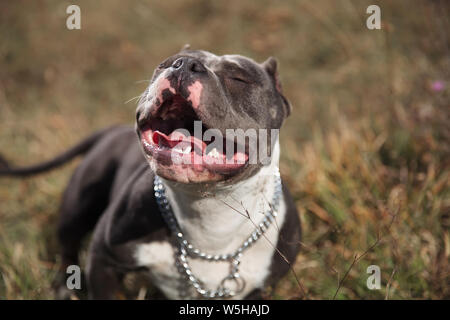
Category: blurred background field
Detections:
[{"x1": 0, "y1": 0, "x2": 448, "y2": 299}]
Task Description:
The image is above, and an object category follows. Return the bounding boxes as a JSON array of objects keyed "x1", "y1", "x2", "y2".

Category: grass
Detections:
[{"x1": 0, "y1": 0, "x2": 449, "y2": 299}]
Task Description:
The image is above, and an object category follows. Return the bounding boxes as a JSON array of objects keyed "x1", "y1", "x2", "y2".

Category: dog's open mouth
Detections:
[{"x1": 138, "y1": 94, "x2": 249, "y2": 176}]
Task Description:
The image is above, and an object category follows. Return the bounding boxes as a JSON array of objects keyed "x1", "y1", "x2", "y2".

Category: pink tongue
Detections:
[
  {"x1": 152, "y1": 131, "x2": 183, "y2": 148},
  {"x1": 152, "y1": 131, "x2": 206, "y2": 152}
]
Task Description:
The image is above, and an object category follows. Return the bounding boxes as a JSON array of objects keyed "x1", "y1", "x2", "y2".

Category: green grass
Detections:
[{"x1": 0, "y1": 0, "x2": 449, "y2": 299}]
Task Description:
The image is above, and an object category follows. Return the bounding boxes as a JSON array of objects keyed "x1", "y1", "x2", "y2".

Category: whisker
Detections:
[
  {"x1": 124, "y1": 94, "x2": 145, "y2": 105},
  {"x1": 135, "y1": 79, "x2": 151, "y2": 84}
]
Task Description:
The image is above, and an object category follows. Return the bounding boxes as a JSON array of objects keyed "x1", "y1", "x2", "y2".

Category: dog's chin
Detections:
[
  {"x1": 149, "y1": 161, "x2": 268, "y2": 189},
  {"x1": 143, "y1": 150, "x2": 252, "y2": 184},
  {"x1": 146, "y1": 155, "x2": 226, "y2": 183}
]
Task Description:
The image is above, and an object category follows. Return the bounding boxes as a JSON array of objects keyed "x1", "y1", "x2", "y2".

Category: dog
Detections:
[{"x1": 0, "y1": 48, "x2": 301, "y2": 299}]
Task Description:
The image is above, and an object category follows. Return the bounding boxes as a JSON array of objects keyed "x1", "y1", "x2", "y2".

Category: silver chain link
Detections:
[{"x1": 153, "y1": 169, "x2": 282, "y2": 299}]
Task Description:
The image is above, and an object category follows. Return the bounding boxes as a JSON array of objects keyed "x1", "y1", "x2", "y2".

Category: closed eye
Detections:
[{"x1": 229, "y1": 76, "x2": 250, "y2": 84}]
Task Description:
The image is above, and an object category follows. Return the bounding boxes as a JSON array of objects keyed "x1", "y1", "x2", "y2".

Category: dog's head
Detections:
[{"x1": 136, "y1": 48, "x2": 291, "y2": 184}]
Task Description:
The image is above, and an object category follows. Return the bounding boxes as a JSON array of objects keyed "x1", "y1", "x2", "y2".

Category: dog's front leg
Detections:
[{"x1": 86, "y1": 253, "x2": 123, "y2": 300}]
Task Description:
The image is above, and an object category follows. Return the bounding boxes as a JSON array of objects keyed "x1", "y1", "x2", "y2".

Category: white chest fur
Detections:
[{"x1": 134, "y1": 142, "x2": 286, "y2": 299}]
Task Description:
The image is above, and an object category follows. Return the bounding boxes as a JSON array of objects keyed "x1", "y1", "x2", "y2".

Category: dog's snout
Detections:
[{"x1": 171, "y1": 57, "x2": 206, "y2": 74}]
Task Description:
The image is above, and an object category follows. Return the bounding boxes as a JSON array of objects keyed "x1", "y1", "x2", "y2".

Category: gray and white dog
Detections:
[{"x1": 0, "y1": 48, "x2": 301, "y2": 299}]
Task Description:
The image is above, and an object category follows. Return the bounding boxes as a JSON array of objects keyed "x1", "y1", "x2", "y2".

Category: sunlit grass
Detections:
[{"x1": 0, "y1": 0, "x2": 448, "y2": 299}]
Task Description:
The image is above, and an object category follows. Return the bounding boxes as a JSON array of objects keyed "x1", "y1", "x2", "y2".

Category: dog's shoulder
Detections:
[{"x1": 91, "y1": 164, "x2": 169, "y2": 265}]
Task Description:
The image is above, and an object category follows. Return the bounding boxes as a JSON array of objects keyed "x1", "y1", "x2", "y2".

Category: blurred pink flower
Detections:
[{"x1": 431, "y1": 80, "x2": 445, "y2": 92}]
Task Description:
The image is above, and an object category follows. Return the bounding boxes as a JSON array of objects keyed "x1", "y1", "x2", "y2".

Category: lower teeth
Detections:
[
  {"x1": 182, "y1": 146, "x2": 191, "y2": 154},
  {"x1": 207, "y1": 148, "x2": 220, "y2": 158},
  {"x1": 174, "y1": 145, "x2": 191, "y2": 154}
]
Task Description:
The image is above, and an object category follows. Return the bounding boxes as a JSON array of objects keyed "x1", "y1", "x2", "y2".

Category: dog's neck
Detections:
[{"x1": 160, "y1": 141, "x2": 281, "y2": 253}]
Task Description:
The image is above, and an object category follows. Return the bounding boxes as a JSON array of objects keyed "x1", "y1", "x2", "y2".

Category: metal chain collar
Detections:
[{"x1": 153, "y1": 169, "x2": 282, "y2": 299}]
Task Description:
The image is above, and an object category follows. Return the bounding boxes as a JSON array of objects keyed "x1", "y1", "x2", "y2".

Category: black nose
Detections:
[{"x1": 171, "y1": 57, "x2": 206, "y2": 73}]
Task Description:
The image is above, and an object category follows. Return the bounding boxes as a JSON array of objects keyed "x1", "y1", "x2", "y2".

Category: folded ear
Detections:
[
  {"x1": 180, "y1": 43, "x2": 191, "y2": 52},
  {"x1": 262, "y1": 57, "x2": 292, "y2": 117},
  {"x1": 262, "y1": 57, "x2": 278, "y2": 76}
]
